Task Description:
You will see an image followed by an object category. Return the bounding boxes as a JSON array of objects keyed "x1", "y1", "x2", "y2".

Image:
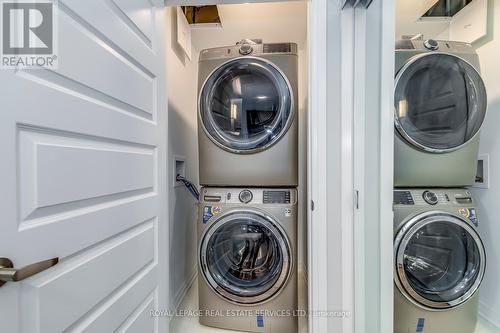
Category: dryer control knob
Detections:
[
  {"x1": 423, "y1": 39, "x2": 439, "y2": 51},
  {"x1": 423, "y1": 191, "x2": 438, "y2": 205},
  {"x1": 239, "y1": 44, "x2": 253, "y2": 55},
  {"x1": 239, "y1": 190, "x2": 253, "y2": 203}
]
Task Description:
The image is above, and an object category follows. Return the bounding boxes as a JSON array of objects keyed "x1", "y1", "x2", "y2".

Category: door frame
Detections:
[
  {"x1": 163, "y1": 0, "x2": 332, "y2": 331},
  {"x1": 350, "y1": 1, "x2": 395, "y2": 333},
  {"x1": 308, "y1": 0, "x2": 394, "y2": 332},
  {"x1": 163, "y1": 0, "x2": 394, "y2": 332}
]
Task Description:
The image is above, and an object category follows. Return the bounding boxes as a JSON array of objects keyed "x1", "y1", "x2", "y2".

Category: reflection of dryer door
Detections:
[
  {"x1": 199, "y1": 58, "x2": 293, "y2": 154},
  {"x1": 200, "y1": 210, "x2": 291, "y2": 304},
  {"x1": 395, "y1": 53, "x2": 487, "y2": 153},
  {"x1": 394, "y1": 212, "x2": 486, "y2": 310}
]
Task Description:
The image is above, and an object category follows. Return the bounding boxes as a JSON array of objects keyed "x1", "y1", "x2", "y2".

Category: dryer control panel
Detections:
[
  {"x1": 201, "y1": 188, "x2": 297, "y2": 205},
  {"x1": 199, "y1": 42, "x2": 298, "y2": 61}
]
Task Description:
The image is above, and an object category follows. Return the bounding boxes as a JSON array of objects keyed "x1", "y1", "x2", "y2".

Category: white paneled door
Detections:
[{"x1": 0, "y1": 1, "x2": 167, "y2": 332}]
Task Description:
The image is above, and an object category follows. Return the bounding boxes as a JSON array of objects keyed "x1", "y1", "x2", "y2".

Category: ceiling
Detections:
[
  {"x1": 396, "y1": 0, "x2": 451, "y2": 40},
  {"x1": 190, "y1": 1, "x2": 307, "y2": 53},
  {"x1": 188, "y1": 1, "x2": 459, "y2": 48}
]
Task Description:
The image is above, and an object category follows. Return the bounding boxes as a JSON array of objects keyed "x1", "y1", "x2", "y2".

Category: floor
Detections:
[
  {"x1": 170, "y1": 274, "x2": 498, "y2": 333},
  {"x1": 170, "y1": 273, "x2": 308, "y2": 333},
  {"x1": 476, "y1": 319, "x2": 500, "y2": 333}
]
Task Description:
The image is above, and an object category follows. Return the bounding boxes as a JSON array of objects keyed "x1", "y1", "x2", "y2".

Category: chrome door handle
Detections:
[{"x1": 0, "y1": 257, "x2": 58, "y2": 287}]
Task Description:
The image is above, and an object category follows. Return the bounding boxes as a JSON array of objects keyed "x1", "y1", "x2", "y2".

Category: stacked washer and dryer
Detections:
[
  {"x1": 196, "y1": 40, "x2": 299, "y2": 333},
  {"x1": 393, "y1": 39, "x2": 488, "y2": 333}
]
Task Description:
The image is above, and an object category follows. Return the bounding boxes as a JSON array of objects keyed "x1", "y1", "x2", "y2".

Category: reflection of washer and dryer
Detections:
[
  {"x1": 393, "y1": 39, "x2": 488, "y2": 333},
  {"x1": 198, "y1": 188, "x2": 297, "y2": 333},
  {"x1": 394, "y1": 39, "x2": 487, "y2": 187},
  {"x1": 197, "y1": 40, "x2": 298, "y2": 187},
  {"x1": 393, "y1": 189, "x2": 486, "y2": 333}
]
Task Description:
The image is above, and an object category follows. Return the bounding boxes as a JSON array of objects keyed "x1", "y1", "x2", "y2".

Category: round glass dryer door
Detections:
[
  {"x1": 395, "y1": 213, "x2": 486, "y2": 309},
  {"x1": 200, "y1": 210, "x2": 291, "y2": 304},
  {"x1": 199, "y1": 58, "x2": 293, "y2": 154},
  {"x1": 395, "y1": 53, "x2": 487, "y2": 152}
]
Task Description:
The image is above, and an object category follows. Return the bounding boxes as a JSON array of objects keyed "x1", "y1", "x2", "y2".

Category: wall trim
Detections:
[
  {"x1": 478, "y1": 300, "x2": 500, "y2": 329},
  {"x1": 171, "y1": 266, "x2": 198, "y2": 314},
  {"x1": 307, "y1": 0, "x2": 330, "y2": 331}
]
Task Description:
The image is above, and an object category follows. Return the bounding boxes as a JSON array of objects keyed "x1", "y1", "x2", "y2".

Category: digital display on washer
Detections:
[
  {"x1": 393, "y1": 191, "x2": 414, "y2": 205},
  {"x1": 263, "y1": 191, "x2": 290, "y2": 204}
]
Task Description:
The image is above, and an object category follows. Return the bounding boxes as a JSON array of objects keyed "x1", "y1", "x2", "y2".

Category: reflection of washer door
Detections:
[
  {"x1": 199, "y1": 58, "x2": 293, "y2": 154},
  {"x1": 200, "y1": 210, "x2": 291, "y2": 304},
  {"x1": 394, "y1": 212, "x2": 486, "y2": 310},
  {"x1": 395, "y1": 53, "x2": 487, "y2": 153}
]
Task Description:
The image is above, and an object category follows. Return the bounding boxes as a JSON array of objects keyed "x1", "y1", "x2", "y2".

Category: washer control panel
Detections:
[
  {"x1": 202, "y1": 188, "x2": 297, "y2": 205},
  {"x1": 394, "y1": 189, "x2": 472, "y2": 206}
]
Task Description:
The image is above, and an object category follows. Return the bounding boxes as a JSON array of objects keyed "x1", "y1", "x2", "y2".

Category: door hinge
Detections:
[
  {"x1": 354, "y1": 190, "x2": 360, "y2": 209},
  {"x1": 311, "y1": 200, "x2": 315, "y2": 211}
]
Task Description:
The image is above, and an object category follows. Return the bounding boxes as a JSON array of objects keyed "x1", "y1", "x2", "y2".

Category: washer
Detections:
[
  {"x1": 394, "y1": 188, "x2": 486, "y2": 333},
  {"x1": 198, "y1": 41, "x2": 298, "y2": 186},
  {"x1": 198, "y1": 187, "x2": 297, "y2": 333},
  {"x1": 394, "y1": 39, "x2": 487, "y2": 187}
]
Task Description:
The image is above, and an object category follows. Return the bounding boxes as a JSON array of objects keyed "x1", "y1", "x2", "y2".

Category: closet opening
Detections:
[{"x1": 165, "y1": 2, "x2": 309, "y2": 332}]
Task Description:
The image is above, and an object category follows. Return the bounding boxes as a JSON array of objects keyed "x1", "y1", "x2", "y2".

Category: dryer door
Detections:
[
  {"x1": 200, "y1": 210, "x2": 291, "y2": 304},
  {"x1": 394, "y1": 212, "x2": 486, "y2": 309},
  {"x1": 394, "y1": 53, "x2": 487, "y2": 153},
  {"x1": 199, "y1": 58, "x2": 293, "y2": 154}
]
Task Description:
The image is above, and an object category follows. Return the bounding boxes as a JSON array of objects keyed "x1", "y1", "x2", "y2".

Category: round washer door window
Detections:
[
  {"x1": 395, "y1": 53, "x2": 487, "y2": 152},
  {"x1": 200, "y1": 211, "x2": 291, "y2": 304},
  {"x1": 395, "y1": 213, "x2": 486, "y2": 309},
  {"x1": 199, "y1": 58, "x2": 293, "y2": 154}
]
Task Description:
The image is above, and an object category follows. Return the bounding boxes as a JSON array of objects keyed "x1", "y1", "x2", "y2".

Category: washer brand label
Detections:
[
  {"x1": 203, "y1": 206, "x2": 221, "y2": 224},
  {"x1": 458, "y1": 208, "x2": 478, "y2": 226},
  {"x1": 458, "y1": 208, "x2": 470, "y2": 219},
  {"x1": 416, "y1": 318, "x2": 425, "y2": 332},
  {"x1": 256, "y1": 314, "x2": 264, "y2": 328}
]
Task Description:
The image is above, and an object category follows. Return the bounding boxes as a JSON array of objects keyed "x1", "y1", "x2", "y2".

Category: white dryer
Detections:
[{"x1": 198, "y1": 41, "x2": 298, "y2": 187}]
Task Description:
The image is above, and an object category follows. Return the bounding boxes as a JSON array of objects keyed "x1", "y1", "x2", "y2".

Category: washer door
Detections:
[
  {"x1": 200, "y1": 210, "x2": 291, "y2": 304},
  {"x1": 395, "y1": 53, "x2": 487, "y2": 153},
  {"x1": 394, "y1": 212, "x2": 486, "y2": 309},
  {"x1": 199, "y1": 58, "x2": 293, "y2": 154}
]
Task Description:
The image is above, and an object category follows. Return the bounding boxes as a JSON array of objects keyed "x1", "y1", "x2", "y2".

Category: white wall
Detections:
[
  {"x1": 191, "y1": 1, "x2": 309, "y2": 274},
  {"x1": 165, "y1": 7, "x2": 200, "y2": 311},
  {"x1": 395, "y1": 0, "x2": 450, "y2": 39},
  {"x1": 470, "y1": 0, "x2": 500, "y2": 328}
]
